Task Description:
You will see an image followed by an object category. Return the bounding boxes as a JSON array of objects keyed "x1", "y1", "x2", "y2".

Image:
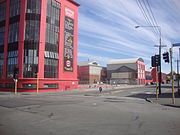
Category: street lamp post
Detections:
[{"x1": 135, "y1": 25, "x2": 162, "y2": 94}]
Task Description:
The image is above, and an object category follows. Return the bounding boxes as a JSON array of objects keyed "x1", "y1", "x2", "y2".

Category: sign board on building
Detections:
[{"x1": 64, "y1": 8, "x2": 74, "y2": 72}]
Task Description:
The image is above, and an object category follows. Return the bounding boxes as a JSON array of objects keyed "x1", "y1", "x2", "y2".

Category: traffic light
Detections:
[
  {"x1": 151, "y1": 55, "x2": 160, "y2": 67},
  {"x1": 163, "y1": 52, "x2": 169, "y2": 63},
  {"x1": 151, "y1": 56, "x2": 156, "y2": 67},
  {"x1": 13, "y1": 67, "x2": 19, "y2": 79},
  {"x1": 155, "y1": 55, "x2": 160, "y2": 66}
]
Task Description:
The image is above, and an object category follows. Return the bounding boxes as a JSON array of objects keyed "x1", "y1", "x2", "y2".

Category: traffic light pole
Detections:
[
  {"x1": 177, "y1": 59, "x2": 179, "y2": 94},
  {"x1": 158, "y1": 39, "x2": 162, "y2": 94},
  {"x1": 170, "y1": 48, "x2": 175, "y2": 104},
  {"x1": 178, "y1": 48, "x2": 180, "y2": 95},
  {"x1": 135, "y1": 25, "x2": 165, "y2": 94}
]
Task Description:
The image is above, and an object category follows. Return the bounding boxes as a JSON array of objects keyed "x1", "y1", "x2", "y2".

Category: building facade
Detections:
[
  {"x1": 145, "y1": 71, "x2": 153, "y2": 84},
  {"x1": 0, "y1": 0, "x2": 79, "y2": 91},
  {"x1": 151, "y1": 68, "x2": 167, "y2": 84},
  {"x1": 107, "y1": 58, "x2": 145, "y2": 85},
  {"x1": 78, "y1": 61, "x2": 103, "y2": 84}
]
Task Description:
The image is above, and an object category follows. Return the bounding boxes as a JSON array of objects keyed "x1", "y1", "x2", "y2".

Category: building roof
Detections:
[
  {"x1": 115, "y1": 66, "x2": 136, "y2": 72},
  {"x1": 78, "y1": 61, "x2": 101, "y2": 67},
  {"x1": 67, "y1": 0, "x2": 80, "y2": 6},
  {"x1": 108, "y1": 58, "x2": 144, "y2": 64}
]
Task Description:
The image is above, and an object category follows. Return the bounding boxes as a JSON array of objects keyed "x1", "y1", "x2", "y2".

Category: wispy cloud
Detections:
[{"x1": 76, "y1": 0, "x2": 180, "y2": 73}]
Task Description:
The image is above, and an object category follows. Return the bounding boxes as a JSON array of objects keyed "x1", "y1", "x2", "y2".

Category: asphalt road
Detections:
[{"x1": 0, "y1": 86, "x2": 180, "y2": 135}]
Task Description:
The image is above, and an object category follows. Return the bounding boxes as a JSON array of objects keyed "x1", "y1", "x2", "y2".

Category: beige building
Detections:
[{"x1": 107, "y1": 58, "x2": 145, "y2": 85}]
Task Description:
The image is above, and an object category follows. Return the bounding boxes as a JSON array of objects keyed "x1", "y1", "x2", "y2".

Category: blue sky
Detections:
[{"x1": 76, "y1": 0, "x2": 180, "y2": 73}]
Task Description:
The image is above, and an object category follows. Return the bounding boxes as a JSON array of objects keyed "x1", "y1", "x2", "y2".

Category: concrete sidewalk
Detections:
[{"x1": 146, "y1": 90, "x2": 180, "y2": 108}]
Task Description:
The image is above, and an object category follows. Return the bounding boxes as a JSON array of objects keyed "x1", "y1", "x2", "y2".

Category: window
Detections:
[
  {"x1": 7, "y1": 50, "x2": 18, "y2": 77},
  {"x1": 44, "y1": 84, "x2": 58, "y2": 88},
  {"x1": 23, "y1": 42, "x2": 39, "y2": 78},
  {"x1": 0, "y1": 27, "x2": 5, "y2": 45},
  {"x1": 0, "y1": 2, "x2": 6, "y2": 21},
  {"x1": 44, "y1": 0, "x2": 60, "y2": 78},
  {"x1": 0, "y1": 53, "x2": 4, "y2": 78},
  {"x1": 25, "y1": 20, "x2": 40, "y2": 41},
  {"x1": 8, "y1": 22, "x2": 19, "y2": 43},
  {"x1": 10, "y1": 0, "x2": 20, "y2": 17},
  {"x1": 23, "y1": 0, "x2": 41, "y2": 78},
  {"x1": 26, "y1": 0, "x2": 41, "y2": 14},
  {"x1": 44, "y1": 58, "x2": 58, "y2": 78}
]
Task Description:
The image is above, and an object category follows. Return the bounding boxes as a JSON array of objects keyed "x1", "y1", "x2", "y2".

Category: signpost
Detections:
[{"x1": 14, "y1": 79, "x2": 18, "y2": 94}]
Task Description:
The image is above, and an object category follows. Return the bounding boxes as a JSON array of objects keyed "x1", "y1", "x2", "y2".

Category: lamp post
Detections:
[{"x1": 135, "y1": 25, "x2": 162, "y2": 94}]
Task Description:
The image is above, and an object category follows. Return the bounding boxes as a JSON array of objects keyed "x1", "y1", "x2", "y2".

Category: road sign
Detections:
[{"x1": 172, "y1": 43, "x2": 180, "y2": 47}]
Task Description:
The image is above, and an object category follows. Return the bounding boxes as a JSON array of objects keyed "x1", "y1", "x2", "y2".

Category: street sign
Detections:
[{"x1": 172, "y1": 43, "x2": 180, "y2": 47}]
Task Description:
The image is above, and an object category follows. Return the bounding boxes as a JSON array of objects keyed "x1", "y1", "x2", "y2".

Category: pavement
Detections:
[
  {"x1": 78, "y1": 85, "x2": 180, "y2": 108},
  {"x1": 0, "y1": 84, "x2": 180, "y2": 108},
  {"x1": 146, "y1": 90, "x2": 180, "y2": 108},
  {"x1": 127, "y1": 85, "x2": 180, "y2": 108}
]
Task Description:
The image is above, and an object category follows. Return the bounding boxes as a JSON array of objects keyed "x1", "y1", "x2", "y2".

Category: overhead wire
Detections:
[
  {"x1": 144, "y1": 0, "x2": 159, "y2": 36},
  {"x1": 136, "y1": 0, "x2": 157, "y2": 37},
  {"x1": 136, "y1": 0, "x2": 152, "y2": 27}
]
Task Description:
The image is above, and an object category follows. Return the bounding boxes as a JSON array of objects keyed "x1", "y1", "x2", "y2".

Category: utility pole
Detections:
[
  {"x1": 135, "y1": 25, "x2": 165, "y2": 95},
  {"x1": 155, "y1": 44, "x2": 166, "y2": 94},
  {"x1": 177, "y1": 58, "x2": 179, "y2": 95},
  {"x1": 178, "y1": 48, "x2": 180, "y2": 95},
  {"x1": 159, "y1": 42, "x2": 162, "y2": 95},
  {"x1": 170, "y1": 48, "x2": 175, "y2": 104}
]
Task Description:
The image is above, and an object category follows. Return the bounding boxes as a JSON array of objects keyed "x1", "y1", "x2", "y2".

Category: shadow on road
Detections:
[{"x1": 127, "y1": 92, "x2": 180, "y2": 99}]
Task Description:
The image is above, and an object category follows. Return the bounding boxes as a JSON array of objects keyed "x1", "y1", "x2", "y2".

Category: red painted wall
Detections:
[
  {"x1": 136, "y1": 60, "x2": 146, "y2": 85},
  {"x1": 151, "y1": 68, "x2": 166, "y2": 83},
  {"x1": 0, "y1": 0, "x2": 79, "y2": 92}
]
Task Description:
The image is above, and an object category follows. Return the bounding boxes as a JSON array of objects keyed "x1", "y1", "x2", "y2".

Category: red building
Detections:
[
  {"x1": 78, "y1": 61, "x2": 103, "y2": 84},
  {"x1": 145, "y1": 71, "x2": 153, "y2": 84},
  {"x1": 0, "y1": 0, "x2": 79, "y2": 92},
  {"x1": 151, "y1": 68, "x2": 167, "y2": 84}
]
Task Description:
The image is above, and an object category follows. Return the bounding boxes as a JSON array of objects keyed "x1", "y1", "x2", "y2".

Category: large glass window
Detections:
[
  {"x1": 25, "y1": 20, "x2": 40, "y2": 41},
  {"x1": 44, "y1": 58, "x2": 58, "y2": 78},
  {"x1": 7, "y1": 0, "x2": 20, "y2": 77},
  {"x1": 7, "y1": 51, "x2": 18, "y2": 78},
  {"x1": 10, "y1": 0, "x2": 20, "y2": 17},
  {"x1": 0, "y1": 2, "x2": 6, "y2": 21},
  {"x1": 44, "y1": 0, "x2": 60, "y2": 78},
  {"x1": 26, "y1": 0, "x2": 41, "y2": 14},
  {"x1": 0, "y1": 27, "x2": 5, "y2": 46},
  {"x1": 0, "y1": 53, "x2": 4, "y2": 78},
  {"x1": 23, "y1": 42, "x2": 38, "y2": 78},
  {"x1": 8, "y1": 22, "x2": 19, "y2": 43},
  {"x1": 23, "y1": 0, "x2": 41, "y2": 78}
]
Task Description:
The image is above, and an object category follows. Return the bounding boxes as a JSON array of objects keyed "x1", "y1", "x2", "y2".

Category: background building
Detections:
[
  {"x1": 78, "y1": 61, "x2": 103, "y2": 84},
  {"x1": 0, "y1": 0, "x2": 79, "y2": 91},
  {"x1": 107, "y1": 58, "x2": 145, "y2": 85},
  {"x1": 145, "y1": 71, "x2": 153, "y2": 84},
  {"x1": 151, "y1": 68, "x2": 167, "y2": 84}
]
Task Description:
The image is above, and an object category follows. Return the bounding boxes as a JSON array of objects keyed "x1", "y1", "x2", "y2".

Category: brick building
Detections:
[{"x1": 78, "y1": 61, "x2": 103, "y2": 84}]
